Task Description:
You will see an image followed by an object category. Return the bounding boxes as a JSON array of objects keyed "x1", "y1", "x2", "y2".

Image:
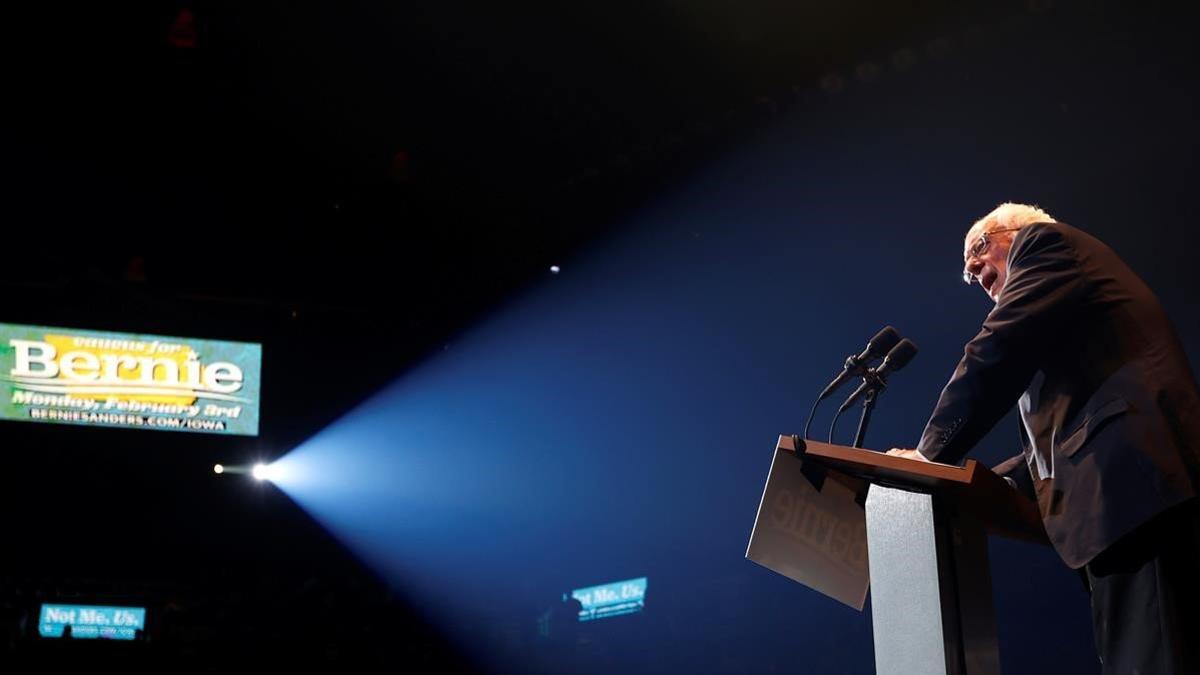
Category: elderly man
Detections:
[{"x1": 888, "y1": 203, "x2": 1200, "y2": 673}]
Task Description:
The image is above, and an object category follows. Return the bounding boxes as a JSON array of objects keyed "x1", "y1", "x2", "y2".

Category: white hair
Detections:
[
  {"x1": 964, "y1": 201, "x2": 1060, "y2": 257},
  {"x1": 965, "y1": 202, "x2": 1056, "y2": 248}
]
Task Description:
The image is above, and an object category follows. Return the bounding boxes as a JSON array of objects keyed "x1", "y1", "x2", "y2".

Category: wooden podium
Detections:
[{"x1": 747, "y1": 435, "x2": 1047, "y2": 675}]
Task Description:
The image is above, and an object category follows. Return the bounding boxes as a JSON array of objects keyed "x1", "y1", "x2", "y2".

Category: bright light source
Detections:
[
  {"x1": 250, "y1": 462, "x2": 286, "y2": 482},
  {"x1": 549, "y1": 265, "x2": 561, "y2": 274},
  {"x1": 213, "y1": 464, "x2": 225, "y2": 474}
]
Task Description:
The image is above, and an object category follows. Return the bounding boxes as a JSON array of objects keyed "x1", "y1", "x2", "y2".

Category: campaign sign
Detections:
[
  {"x1": 0, "y1": 323, "x2": 261, "y2": 436},
  {"x1": 39, "y1": 604, "x2": 146, "y2": 640},
  {"x1": 571, "y1": 577, "x2": 648, "y2": 622}
]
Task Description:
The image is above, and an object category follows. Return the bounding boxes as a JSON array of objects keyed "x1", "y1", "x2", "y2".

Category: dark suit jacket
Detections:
[{"x1": 916, "y1": 221, "x2": 1200, "y2": 568}]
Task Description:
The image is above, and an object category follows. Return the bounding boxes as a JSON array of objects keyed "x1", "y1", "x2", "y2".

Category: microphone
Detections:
[
  {"x1": 836, "y1": 339, "x2": 919, "y2": 414},
  {"x1": 817, "y1": 326, "x2": 901, "y2": 401}
]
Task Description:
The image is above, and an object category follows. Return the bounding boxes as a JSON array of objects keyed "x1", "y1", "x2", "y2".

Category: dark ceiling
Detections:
[
  {"x1": 8, "y1": 2, "x2": 966, "y2": 329},
  {"x1": 2, "y1": 0, "x2": 1014, "y2": 456}
]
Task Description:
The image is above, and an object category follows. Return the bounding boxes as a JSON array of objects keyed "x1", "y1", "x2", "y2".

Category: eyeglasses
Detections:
[{"x1": 962, "y1": 227, "x2": 1022, "y2": 285}]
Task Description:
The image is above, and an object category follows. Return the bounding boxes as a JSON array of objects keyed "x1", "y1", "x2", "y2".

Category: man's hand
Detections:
[{"x1": 886, "y1": 448, "x2": 930, "y2": 462}]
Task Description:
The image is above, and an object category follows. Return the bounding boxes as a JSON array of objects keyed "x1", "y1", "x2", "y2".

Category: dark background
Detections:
[{"x1": 3, "y1": 1, "x2": 1198, "y2": 672}]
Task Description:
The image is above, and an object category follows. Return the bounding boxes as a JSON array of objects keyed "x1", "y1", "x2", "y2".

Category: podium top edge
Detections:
[
  {"x1": 776, "y1": 434, "x2": 976, "y2": 485},
  {"x1": 772, "y1": 435, "x2": 1048, "y2": 543}
]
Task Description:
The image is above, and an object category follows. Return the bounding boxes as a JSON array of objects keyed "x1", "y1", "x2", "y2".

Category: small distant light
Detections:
[
  {"x1": 213, "y1": 464, "x2": 224, "y2": 474},
  {"x1": 549, "y1": 265, "x2": 561, "y2": 274},
  {"x1": 252, "y1": 463, "x2": 269, "y2": 481}
]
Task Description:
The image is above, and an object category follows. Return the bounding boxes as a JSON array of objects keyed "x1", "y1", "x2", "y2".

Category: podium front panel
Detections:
[{"x1": 746, "y1": 446, "x2": 870, "y2": 610}]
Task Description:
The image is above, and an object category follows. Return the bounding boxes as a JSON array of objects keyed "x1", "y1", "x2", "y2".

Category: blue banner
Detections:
[
  {"x1": 39, "y1": 604, "x2": 147, "y2": 640},
  {"x1": 570, "y1": 576, "x2": 648, "y2": 622}
]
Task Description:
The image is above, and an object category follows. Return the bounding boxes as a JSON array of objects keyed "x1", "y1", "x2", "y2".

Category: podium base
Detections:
[{"x1": 866, "y1": 486, "x2": 1000, "y2": 675}]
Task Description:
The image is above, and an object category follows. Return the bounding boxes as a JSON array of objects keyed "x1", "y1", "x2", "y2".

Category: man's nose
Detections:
[{"x1": 964, "y1": 257, "x2": 984, "y2": 277}]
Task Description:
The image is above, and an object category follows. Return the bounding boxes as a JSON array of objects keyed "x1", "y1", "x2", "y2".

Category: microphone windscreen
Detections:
[{"x1": 882, "y1": 339, "x2": 919, "y2": 373}]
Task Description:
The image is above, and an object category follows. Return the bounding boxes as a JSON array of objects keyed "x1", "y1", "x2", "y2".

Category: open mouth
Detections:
[{"x1": 980, "y1": 269, "x2": 998, "y2": 295}]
